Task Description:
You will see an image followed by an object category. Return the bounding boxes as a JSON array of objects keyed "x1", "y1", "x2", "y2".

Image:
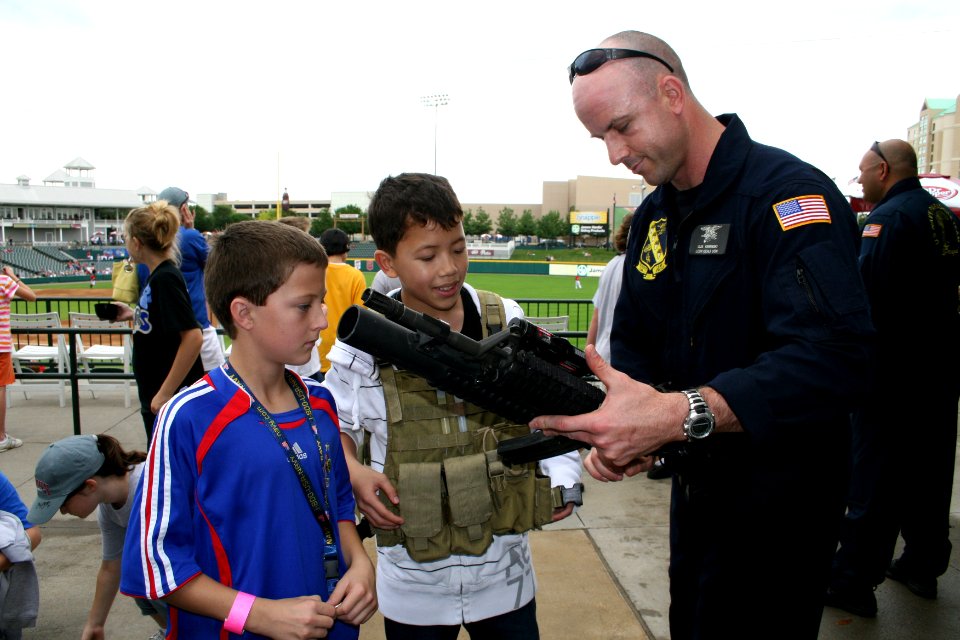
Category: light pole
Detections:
[{"x1": 421, "y1": 93, "x2": 449, "y2": 175}]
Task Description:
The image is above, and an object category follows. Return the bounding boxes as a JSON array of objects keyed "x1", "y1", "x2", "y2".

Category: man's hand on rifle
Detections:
[{"x1": 530, "y1": 345, "x2": 679, "y2": 481}]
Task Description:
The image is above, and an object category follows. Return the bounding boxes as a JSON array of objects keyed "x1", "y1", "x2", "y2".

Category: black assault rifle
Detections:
[{"x1": 336, "y1": 289, "x2": 603, "y2": 465}]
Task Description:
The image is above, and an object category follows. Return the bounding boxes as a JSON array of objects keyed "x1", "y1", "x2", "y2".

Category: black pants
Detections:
[
  {"x1": 140, "y1": 408, "x2": 156, "y2": 443},
  {"x1": 384, "y1": 599, "x2": 538, "y2": 640},
  {"x1": 833, "y1": 390, "x2": 958, "y2": 586},
  {"x1": 668, "y1": 439, "x2": 847, "y2": 640}
]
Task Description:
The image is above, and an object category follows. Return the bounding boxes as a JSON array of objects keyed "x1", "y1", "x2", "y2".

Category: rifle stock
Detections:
[{"x1": 336, "y1": 290, "x2": 602, "y2": 465}]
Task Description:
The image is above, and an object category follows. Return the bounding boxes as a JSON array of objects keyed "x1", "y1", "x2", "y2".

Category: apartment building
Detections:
[{"x1": 908, "y1": 96, "x2": 959, "y2": 178}]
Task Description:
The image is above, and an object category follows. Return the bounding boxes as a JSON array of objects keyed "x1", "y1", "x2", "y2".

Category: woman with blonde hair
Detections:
[{"x1": 115, "y1": 200, "x2": 203, "y2": 441}]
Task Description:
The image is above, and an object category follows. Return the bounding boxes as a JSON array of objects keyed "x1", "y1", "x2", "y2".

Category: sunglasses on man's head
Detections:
[
  {"x1": 568, "y1": 48, "x2": 674, "y2": 84},
  {"x1": 870, "y1": 141, "x2": 888, "y2": 165}
]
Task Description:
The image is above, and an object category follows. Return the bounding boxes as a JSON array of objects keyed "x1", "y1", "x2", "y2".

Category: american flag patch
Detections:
[
  {"x1": 772, "y1": 195, "x2": 831, "y2": 231},
  {"x1": 862, "y1": 223, "x2": 882, "y2": 238}
]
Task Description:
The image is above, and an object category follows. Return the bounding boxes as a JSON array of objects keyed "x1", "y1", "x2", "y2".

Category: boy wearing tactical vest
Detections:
[{"x1": 324, "y1": 173, "x2": 584, "y2": 639}]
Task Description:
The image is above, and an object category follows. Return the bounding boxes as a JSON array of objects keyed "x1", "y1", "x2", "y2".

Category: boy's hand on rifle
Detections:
[
  {"x1": 551, "y1": 503, "x2": 575, "y2": 522},
  {"x1": 350, "y1": 465, "x2": 404, "y2": 530}
]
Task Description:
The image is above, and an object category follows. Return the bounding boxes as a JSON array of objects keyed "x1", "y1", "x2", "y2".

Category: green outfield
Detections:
[
  {"x1": 361, "y1": 271, "x2": 598, "y2": 301},
  {"x1": 34, "y1": 272, "x2": 598, "y2": 301},
  {"x1": 18, "y1": 272, "x2": 595, "y2": 355}
]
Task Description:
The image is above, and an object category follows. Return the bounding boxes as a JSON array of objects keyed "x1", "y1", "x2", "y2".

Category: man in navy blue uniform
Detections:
[
  {"x1": 825, "y1": 139, "x2": 960, "y2": 617},
  {"x1": 532, "y1": 31, "x2": 875, "y2": 639}
]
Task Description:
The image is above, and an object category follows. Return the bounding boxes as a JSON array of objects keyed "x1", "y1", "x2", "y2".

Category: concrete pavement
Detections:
[{"x1": 1, "y1": 386, "x2": 957, "y2": 639}]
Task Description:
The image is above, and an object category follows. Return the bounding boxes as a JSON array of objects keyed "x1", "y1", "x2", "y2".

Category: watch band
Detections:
[{"x1": 682, "y1": 388, "x2": 715, "y2": 440}]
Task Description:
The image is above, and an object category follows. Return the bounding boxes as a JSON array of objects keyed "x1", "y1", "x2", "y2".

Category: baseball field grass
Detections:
[{"x1": 34, "y1": 270, "x2": 599, "y2": 302}]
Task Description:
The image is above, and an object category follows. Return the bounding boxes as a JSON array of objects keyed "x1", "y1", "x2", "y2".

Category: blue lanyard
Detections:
[{"x1": 223, "y1": 362, "x2": 336, "y2": 547}]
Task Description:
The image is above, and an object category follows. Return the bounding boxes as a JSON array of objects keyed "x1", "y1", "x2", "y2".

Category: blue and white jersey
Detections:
[{"x1": 120, "y1": 365, "x2": 358, "y2": 639}]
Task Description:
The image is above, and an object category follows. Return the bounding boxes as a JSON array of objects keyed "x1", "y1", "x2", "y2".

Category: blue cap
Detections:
[
  {"x1": 157, "y1": 186, "x2": 189, "y2": 208},
  {"x1": 28, "y1": 435, "x2": 105, "y2": 524}
]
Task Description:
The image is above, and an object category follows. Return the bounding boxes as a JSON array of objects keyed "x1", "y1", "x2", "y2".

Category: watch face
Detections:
[
  {"x1": 687, "y1": 416, "x2": 714, "y2": 439},
  {"x1": 682, "y1": 389, "x2": 714, "y2": 440}
]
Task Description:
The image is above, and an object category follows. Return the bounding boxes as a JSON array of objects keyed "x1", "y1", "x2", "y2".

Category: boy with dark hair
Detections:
[
  {"x1": 316, "y1": 228, "x2": 365, "y2": 379},
  {"x1": 324, "y1": 173, "x2": 583, "y2": 639},
  {"x1": 120, "y1": 220, "x2": 376, "y2": 639}
]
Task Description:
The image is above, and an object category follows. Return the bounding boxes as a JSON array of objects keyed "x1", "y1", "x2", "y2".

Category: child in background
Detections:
[
  {"x1": 115, "y1": 201, "x2": 203, "y2": 441},
  {"x1": 370, "y1": 269, "x2": 401, "y2": 295},
  {"x1": 324, "y1": 173, "x2": 583, "y2": 639},
  {"x1": 0, "y1": 265, "x2": 37, "y2": 452},
  {"x1": 120, "y1": 220, "x2": 375, "y2": 639},
  {"x1": 26, "y1": 434, "x2": 166, "y2": 639},
  {"x1": 1, "y1": 469, "x2": 42, "y2": 569},
  {"x1": 1, "y1": 469, "x2": 42, "y2": 636},
  {"x1": 316, "y1": 228, "x2": 365, "y2": 381}
]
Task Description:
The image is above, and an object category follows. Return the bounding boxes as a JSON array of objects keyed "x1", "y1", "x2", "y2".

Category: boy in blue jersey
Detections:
[{"x1": 120, "y1": 220, "x2": 376, "y2": 639}]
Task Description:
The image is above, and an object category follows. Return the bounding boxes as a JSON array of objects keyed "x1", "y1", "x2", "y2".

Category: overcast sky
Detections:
[{"x1": 2, "y1": 0, "x2": 957, "y2": 205}]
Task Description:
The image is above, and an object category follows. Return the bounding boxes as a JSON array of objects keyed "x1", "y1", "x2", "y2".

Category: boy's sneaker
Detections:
[
  {"x1": 824, "y1": 581, "x2": 878, "y2": 618},
  {"x1": 886, "y1": 558, "x2": 937, "y2": 599},
  {"x1": 148, "y1": 630, "x2": 166, "y2": 640},
  {"x1": 0, "y1": 435, "x2": 23, "y2": 452}
]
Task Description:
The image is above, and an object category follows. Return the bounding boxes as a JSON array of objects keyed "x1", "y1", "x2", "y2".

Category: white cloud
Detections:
[{"x1": 2, "y1": 0, "x2": 957, "y2": 204}]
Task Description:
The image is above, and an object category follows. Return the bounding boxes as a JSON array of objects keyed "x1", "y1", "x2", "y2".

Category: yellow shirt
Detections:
[{"x1": 319, "y1": 261, "x2": 367, "y2": 372}]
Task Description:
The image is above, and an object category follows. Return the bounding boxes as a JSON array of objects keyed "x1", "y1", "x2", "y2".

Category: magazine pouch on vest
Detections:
[{"x1": 371, "y1": 290, "x2": 556, "y2": 562}]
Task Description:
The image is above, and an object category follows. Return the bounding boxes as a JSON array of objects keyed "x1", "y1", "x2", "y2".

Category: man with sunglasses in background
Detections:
[
  {"x1": 532, "y1": 31, "x2": 875, "y2": 638},
  {"x1": 825, "y1": 139, "x2": 960, "y2": 618}
]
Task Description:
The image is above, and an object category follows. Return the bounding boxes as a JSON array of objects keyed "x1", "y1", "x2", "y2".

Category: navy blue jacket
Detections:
[
  {"x1": 611, "y1": 114, "x2": 874, "y2": 451},
  {"x1": 859, "y1": 177, "x2": 960, "y2": 391}
]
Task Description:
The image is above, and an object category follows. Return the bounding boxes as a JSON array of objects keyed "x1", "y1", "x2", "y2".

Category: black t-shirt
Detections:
[
  {"x1": 391, "y1": 288, "x2": 483, "y2": 339},
  {"x1": 132, "y1": 260, "x2": 204, "y2": 406},
  {"x1": 459, "y1": 288, "x2": 482, "y2": 340}
]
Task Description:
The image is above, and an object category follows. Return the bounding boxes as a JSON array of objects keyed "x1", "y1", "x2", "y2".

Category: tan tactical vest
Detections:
[{"x1": 371, "y1": 290, "x2": 563, "y2": 562}]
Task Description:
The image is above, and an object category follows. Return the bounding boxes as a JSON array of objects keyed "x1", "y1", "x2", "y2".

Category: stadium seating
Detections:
[{"x1": 346, "y1": 241, "x2": 377, "y2": 259}]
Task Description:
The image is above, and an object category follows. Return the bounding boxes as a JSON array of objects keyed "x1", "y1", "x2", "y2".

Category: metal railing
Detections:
[
  {"x1": 515, "y1": 299, "x2": 591, "y2": 344},
  {"x1": 9, "y1": 296, "x2": 595, "y2": 435},
  {"x1": 10, "y1": 325, "x2": 134, "y2": 436}
]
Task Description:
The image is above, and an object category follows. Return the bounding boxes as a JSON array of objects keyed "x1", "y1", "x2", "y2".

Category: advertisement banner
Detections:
[{"x1": 569, "y1": 210, "x2": 608, "y2": 224}]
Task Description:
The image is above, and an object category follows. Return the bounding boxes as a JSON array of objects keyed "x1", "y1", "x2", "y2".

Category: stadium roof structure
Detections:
[
  {"x1": 64, "y1": 157, "x2": 96, "y2": 170},
  {"x1": 44, "y1": 169, "x2": 69, "y2": 184},
  {"x1": 0, "y1": 182, "x2": 144, "y2": 208}
]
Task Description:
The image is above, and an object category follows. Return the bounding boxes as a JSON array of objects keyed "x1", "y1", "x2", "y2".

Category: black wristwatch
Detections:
[
  {"x1": 560, "y1": 483, "x2": 584, "y2": 507},
  {"x1": 681, "y1": 389, "x2": 715, "y2": 440}
]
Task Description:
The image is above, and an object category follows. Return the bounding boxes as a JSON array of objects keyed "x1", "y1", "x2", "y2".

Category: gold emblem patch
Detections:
[{"x1": 636, "y1": 218, "x2": 668, "y2": 280}]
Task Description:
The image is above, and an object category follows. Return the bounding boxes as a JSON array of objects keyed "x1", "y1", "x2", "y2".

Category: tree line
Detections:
[{"x1": 191, "y1": 204, "x2": 570, "y2": 240}]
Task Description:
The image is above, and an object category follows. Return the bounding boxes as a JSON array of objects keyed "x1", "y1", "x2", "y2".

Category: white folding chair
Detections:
[
  {"x1": 68, "y1": 312, "x2": 133, "y2": 408},
  {"x1": 9, "y1": 312, "x2": 68, "y2": 407},
  {"x1": 525, "y1": 315, "x2": 570, "y2": 333}
]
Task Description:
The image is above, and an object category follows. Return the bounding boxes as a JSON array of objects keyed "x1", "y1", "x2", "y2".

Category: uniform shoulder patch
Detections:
[
  {"x1": 862, "y1": 223, "x2": 882, "y2": 238},
  {"x1": 772, "y1": 195, "x2": 832, "y2": 231}
]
